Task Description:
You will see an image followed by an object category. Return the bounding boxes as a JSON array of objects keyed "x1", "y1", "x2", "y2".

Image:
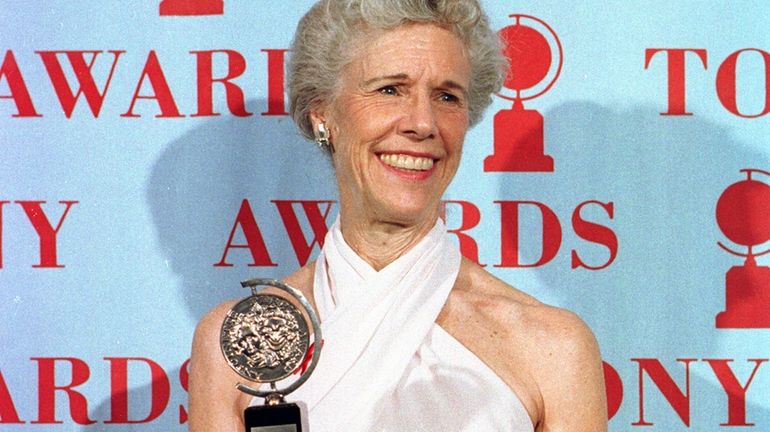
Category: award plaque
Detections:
[{"x1": 221, "y1": 278, "x2": 322, "y2": 432}]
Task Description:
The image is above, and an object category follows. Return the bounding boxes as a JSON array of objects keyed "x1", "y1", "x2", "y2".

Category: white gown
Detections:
[
  {"x1": 374, "y1": 324, "x2": 533, "y2": 431},
  {"x1": 253, "y1": 218, "x2": 533, "y2": 431}
]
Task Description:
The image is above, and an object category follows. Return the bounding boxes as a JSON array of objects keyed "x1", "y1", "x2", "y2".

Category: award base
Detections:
[
  {"x1": 484, "y1": 105, "x2": 554, "y2": 173},
  {"x1": 716, "y1": 263, "x2": 770, "y2": 328},
  {"x1": 244, "y1": 402, "x2": 303, "y2": 432},
  {"x1": 484, "y1": 151, "x2": 554, "y2": 172}
]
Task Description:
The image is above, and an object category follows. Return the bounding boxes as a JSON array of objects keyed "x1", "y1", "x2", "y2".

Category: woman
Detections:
[{"x1": 190, "y1": 0, "x2": 607, "y2": 431}]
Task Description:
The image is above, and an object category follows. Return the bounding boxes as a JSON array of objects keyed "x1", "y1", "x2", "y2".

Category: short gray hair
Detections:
[{"x1": 288, "y1": 0, "x2": 507, "y2": 141}]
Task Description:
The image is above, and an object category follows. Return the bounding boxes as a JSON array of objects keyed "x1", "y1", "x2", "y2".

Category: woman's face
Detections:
[{"x1": 320, "y1": 23, "x2": 471, "y2": 227}]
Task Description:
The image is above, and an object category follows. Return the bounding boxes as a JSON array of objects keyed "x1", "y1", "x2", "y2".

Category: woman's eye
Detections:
[
  {"x1": 379, "y1": 85, "x2": 398, "y2": 95},
  {"x1": 439, "y1": 92, "x2": 460, "y2": 103}
]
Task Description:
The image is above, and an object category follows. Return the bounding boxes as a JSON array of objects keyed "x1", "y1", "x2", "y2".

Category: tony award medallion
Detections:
[{"x1": 221, "y1": 278, "x2": 322, "y2": 432}]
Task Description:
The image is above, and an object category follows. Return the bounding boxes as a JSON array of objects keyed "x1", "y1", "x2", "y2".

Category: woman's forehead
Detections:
[{"x1": 345, "y1": 24, "x2": 470, "y2": 85}]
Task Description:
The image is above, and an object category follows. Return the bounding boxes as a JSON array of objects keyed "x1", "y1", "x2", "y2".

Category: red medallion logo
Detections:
[
  {"x1": 484, "y1": 14, "x2": 562, "y2": 173},
  {"x1": 715, "y1": 168, "x2": 770, "y2": 328},
  {"x1": 159, "y1": 0, "x2": 224, "y2": 16}
]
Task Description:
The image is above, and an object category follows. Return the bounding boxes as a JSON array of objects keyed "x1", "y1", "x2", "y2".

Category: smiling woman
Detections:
[
  {"x1": 319, "y1": 24, "x2": 470, "y2": 251},
  {"x1": 188, "y1": 1, "x2": 608, "y2": 431}
]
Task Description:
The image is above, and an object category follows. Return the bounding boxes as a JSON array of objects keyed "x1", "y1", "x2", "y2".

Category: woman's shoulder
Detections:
[
  {"x1": 444, "y1": 257, "x2": 598, "y2": 353},
  {"x1": 194, "y1": 260, "x2": 316, "y2": 336},
  {"x1": 283, "y1": 261, "x2": 316, "y2": 300},
  {"x1": 188, "y1": 262, "x2": 318, "y2": 431},
  {"x1": 438, "y1": 258, "x2": 606, "y2": 429},
  {"x1": 195, "y1": 261, "x2": 316, "y2": 337}
]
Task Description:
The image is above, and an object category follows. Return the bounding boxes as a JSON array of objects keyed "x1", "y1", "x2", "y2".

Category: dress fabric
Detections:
[{"x1": 258, "y1": 217, "x2": 533, "y2": 431}]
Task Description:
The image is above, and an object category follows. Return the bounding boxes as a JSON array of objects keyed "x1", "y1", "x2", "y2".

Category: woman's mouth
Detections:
[{"x1": 378, "y1": 153, "x2": 434, "y2": 171}]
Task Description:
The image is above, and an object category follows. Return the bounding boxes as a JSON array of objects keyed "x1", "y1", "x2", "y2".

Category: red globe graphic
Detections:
[
  {"x1": 716, "y1": 179, "x2": 770, "y2": 247},
  {"x1": 499, "y1": 24, "x2": 552, "y2": 91}
]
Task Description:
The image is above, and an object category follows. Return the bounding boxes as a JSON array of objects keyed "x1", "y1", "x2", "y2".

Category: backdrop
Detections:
[{"x1": 2, "y1": 1, "x2": 770, "y2": 430}]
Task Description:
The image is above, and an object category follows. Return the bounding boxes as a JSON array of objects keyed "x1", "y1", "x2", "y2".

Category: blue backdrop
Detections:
[{"x1": 2, "y1": 1, "x2": 770, "y2": 430}]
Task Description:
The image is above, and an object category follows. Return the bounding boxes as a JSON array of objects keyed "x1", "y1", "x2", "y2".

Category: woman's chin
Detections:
[{"x1": 374, "y1": 199, "x2": 440, "y2": 227}]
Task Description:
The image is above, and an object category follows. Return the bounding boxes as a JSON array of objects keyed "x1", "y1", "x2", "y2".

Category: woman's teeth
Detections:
[{"x1": 379, "y1": 154, "x2": 434, "y2": 171}]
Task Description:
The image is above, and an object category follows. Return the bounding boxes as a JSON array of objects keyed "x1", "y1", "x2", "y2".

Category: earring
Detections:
[{"x1": 314, "y1": 123, "x2": 331, "y2": 151}]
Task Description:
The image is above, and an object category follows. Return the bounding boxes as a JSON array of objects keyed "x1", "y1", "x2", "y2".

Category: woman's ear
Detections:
[
  {"x1": 310, "y1": 104, "x2": 336, "y2": 154},
  {"x1": 309, "y1": 103, "x2": 329, "y2": 132},
  {"x1": 309, "y1": 110, "x2": 323, "y2": 130}
]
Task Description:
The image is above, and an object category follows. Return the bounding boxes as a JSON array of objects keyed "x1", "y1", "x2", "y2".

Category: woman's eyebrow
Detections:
[
  {"x1": 440, "y1": 80, "x2": 468, "y2": 96},
  {"x1": 362, "y1": 75, "x2": 467, "y2": 95},
  {"x1": 362, "y1": 74, "x2": 409, "y2": 87}
]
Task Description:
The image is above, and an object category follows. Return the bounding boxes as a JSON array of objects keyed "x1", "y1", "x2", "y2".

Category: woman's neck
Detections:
[{"x1": 339, "y1": 211, "x2": 439, "y2": 271}]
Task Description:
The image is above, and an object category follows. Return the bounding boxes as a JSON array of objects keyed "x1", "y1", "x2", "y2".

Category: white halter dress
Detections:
[{"x1": 259, "y1": 218, "x2": 533, "y2": 431}]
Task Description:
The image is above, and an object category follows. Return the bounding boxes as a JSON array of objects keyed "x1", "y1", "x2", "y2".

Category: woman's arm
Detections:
[
  {"x1": 188, "y1": 300, "x2": 252, "y2": 432},
  {"x1": 530, "y1": 309, "x2": 607, "y2": 432}
]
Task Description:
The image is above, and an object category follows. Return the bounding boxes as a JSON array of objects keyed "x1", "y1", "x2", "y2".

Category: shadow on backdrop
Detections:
[{"x1": 84, "y1": 98, "x2": 337, "y2": 429}]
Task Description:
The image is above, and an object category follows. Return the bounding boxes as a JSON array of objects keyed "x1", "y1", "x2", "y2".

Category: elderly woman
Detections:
[{"x1": 189, "y1": 0, "x2": 607, "y2": 431}]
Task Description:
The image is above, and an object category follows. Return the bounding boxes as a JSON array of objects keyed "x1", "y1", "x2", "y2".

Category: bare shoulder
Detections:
[
  {"x1": 283, "y1": 261, "x2": 316, "y2": 304},
  {"x1": 438, "y1": 258, "x2": 607, "y2": 431},
  {"x1": 188, "y1": 262, "x2": 317, "y2": 432},
  {"x1": 278, "y1": 261, "x2": 318, "y2": 317},
  {"x1": 441, "y1": 258, "x2": 593, "y2": 344},
  {"x1": 193, "y1": 260, "x2": 315, "y2": 352},
  {"x1": 191, "y1": 261, "x2": 316, "y2": 371}
]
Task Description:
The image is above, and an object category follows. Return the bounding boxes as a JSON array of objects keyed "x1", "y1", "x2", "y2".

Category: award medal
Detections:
[{"x1": 221, "y1": 278, "x2": 322, "y2": 432}]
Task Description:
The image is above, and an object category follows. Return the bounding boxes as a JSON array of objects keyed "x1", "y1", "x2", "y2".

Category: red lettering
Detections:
[
  {"x1": 215, "y1": 199, "x2": 277, "y2": 267},
  {"x1": 17, "y1": 200, "x2": 77, "y2": 268},
  {"x1": 0, "y1": 50, "x2": 41, "y2": 117},
  {"x1": 36, "y1": 50, "x2": 124, "y2": 118},
  {"x1": 179, "y1": 358, "x2": 190, "y2": 424},
  {"x1": 261, "y1": 49, "x2": 289, "y2": 116},
  {"x1": 442, "y1": 200, "x2": 484, "y2": 266},
  {"x1": 716, "y1": 49, "x2": 770, "y2": 118},
  {"x1": 122, "y1": 51, "x2": 184, "y2": 118},
  {"x1": 571, "y1": 200, "x2": 617, "y2": 270},
  {"x1": 495, "y1": 201, "x2": 561, "y2": 268},
  {"x1": 632, "y1": 358, "x2": 695, "y2": 426},
  {"x1": 191, "y1": 50, "x2": 251, "y2": 117},
  {"x1": 645, "y1": 48, "x2": 708, "y2": 116},
  {"x1": 0, "y1": 370, "x2": 23, "y2": 424},
  {"x1": 104, "y1": 357, "x2": 170, "y2": 424},
  {"x1": 31, "y1": 357, "x2": 94, "y2": 425},
  {"x1": 272, "y1": 200, "x2": 335, "y2": 266},
  {"x1": 704, "y1": 358, "x2": 767, "y2": 426},
  {"x1": 603, "y1": 361, "x2": 622, "y2": 421},
  {"x1": 160, "y1": 0, "x2": 224, "y2": 15},
  {"x1": 0, "y1": 200, "x2": 7, "y2": 268}
]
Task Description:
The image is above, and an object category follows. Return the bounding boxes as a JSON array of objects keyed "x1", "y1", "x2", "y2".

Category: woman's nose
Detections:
[{"x1": 399, "y1": 93, "x2": 437, "y2": 140}]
